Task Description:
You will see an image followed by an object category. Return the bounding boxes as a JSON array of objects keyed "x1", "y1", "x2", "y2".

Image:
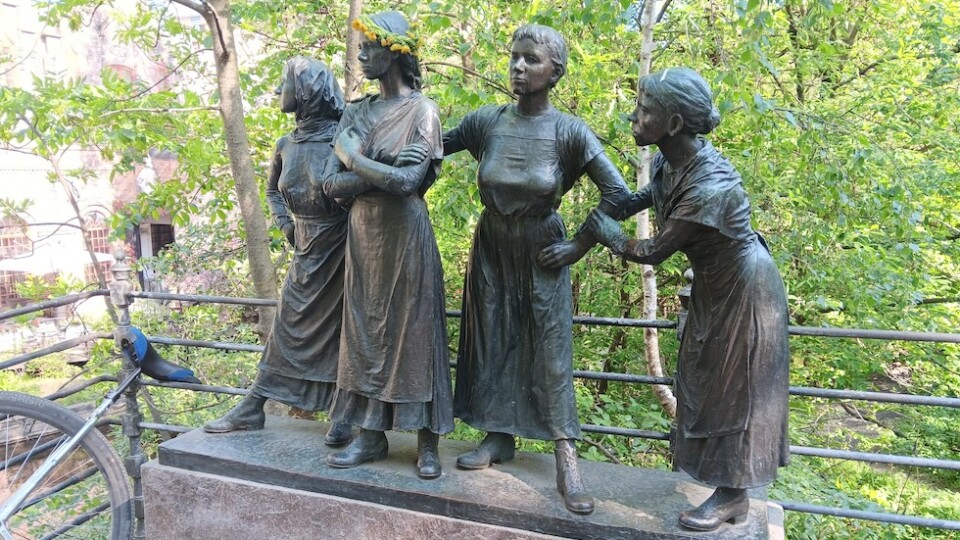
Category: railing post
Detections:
[{"x1": 110, "y1": 248, "x2": 146, "y2": 539}]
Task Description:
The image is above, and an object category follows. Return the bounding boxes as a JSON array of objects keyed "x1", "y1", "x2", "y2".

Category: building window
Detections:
[
  {"x1": 0, "y1": 216, "x2": 30, "y2": 259},
  {"x1": 84, "y1": 212, "x2": 111, "y2": 254},
  {"x1": 150, "y1": 224, "x2": 174, "y2": 254},
  {"x1": 84, "y1": 261, "x2": 113, "y2": 286},
  {"x1": 0, "y1": 270, "x2": 24, "y2": 307}
]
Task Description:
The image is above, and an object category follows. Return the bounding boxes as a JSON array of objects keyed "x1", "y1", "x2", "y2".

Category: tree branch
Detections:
[
  {"x1": 200, "y1": 0, "x2": 229, "y2": 59},
  {"x1": 421, "y1": 61, "x2": 511, "y2": 96},
  {"x1": 655, "y1": 0, "x2": 674, "y2": 23},
  {"x1": 168, "y1": 0, "x2": 205, "y2": 13},
  {"x1": 100, "y1": 106, "x2": 217, "y2": 118},
  {"x1": 112, "y1": 48, "x2": 213, "y2": 102},
  {"x1": 581, "y1": 437, "x2": 623, "y2": 465}
]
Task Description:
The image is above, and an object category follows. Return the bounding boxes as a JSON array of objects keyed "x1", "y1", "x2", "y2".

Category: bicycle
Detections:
[{"x1": 1, "y1": 326, "x2": 199, "y2": 540}]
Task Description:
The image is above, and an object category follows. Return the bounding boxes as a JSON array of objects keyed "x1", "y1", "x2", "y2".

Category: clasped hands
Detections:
[{"x1": 335, "y1": 128, "x2": 430, "y2": 169}]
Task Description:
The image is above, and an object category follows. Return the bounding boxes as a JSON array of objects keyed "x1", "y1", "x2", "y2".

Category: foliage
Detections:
[{"x1": 2, "y1": 0, "x2": 959, "y2": 538}]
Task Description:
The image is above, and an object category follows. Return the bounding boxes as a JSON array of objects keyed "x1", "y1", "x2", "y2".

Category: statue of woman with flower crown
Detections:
[{"x1": 315, "y1": 10, "x2": 453, "y2": 480}]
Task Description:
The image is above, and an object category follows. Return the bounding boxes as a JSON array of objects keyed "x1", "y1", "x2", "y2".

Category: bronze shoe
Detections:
[
  {"x1": 327, "y1": 429, "x2": 388, "y2": 469},
  {"x1": 456, "y1": 432, "x2": 515, "y2": 470},
  {"x1": 203, "y1": 393, "x2": 266, "y2": 433},
  {"x1": 324, "y1": 422, "x2": 354, "y2": 447},
  {"x1": 416, "y1": 429, "x2": 442, "y2": 480},
  {"x1": 678, "y1": 487, "x2": 749, "y2": 531},
  {"x1": 555, "y1": 439, "x2": 594, "y2": 515}
]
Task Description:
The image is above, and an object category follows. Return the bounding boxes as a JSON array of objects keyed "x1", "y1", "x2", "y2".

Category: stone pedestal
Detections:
[{"x1": 144, "y1": 416, "x2": 783, "y2": 539}]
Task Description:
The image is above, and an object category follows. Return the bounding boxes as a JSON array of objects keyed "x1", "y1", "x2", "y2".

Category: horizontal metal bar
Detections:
[
  {"x1": 788, "y1": 325, "x2": 960, "y2": 344},
  {"x1": 19, "y1": 465, "x2": 99, "y2": 513},
  {"x1": 574, "y1": 370, "x2": 673, "y2": 386},
  {"x1": 146, "y1": 335, "x2": 264, "y2": 353},
  {"x1": 0, "y1": 332, "x2": 112, "y2": 371},
  {"x1": 0, "y1": 290, "x2": 108, "y2": 321},
  {"x1": 790, "y1": 386, "x2": 960, "y2": 408},
  {"x1": 776, "y1": 500, "x2": 960, "y2": 530},
  {"x1": 40, "y1": 500, "x2": 111, "y2": 539},
  {"x1": 581, "y1": 424, "x2": 671, "y2": 440},
  {"x1": 121, "y1": 295, "x2": 960, "y2": 342},
  {"x1": 790, "y1": 445, "x2": 960, "y2": 471},
  {"x1": 44, "y1": 376, "x2": 117, "y2": 401},
  {"x1": 136, "y1": 335, "x2": 960, "y2": 410},
  {"x1": 140, "y1": 379, "x2": 248, "y2": 396},
  {"x1": 128, "y1": 291, "x2": 277, "y2": 307},
  {"x1": 139, "y1": 422, "x2": 193, "y2": 434},
  {"x1": 573, "y1": 315, "x2": 677, "y2": 329}
]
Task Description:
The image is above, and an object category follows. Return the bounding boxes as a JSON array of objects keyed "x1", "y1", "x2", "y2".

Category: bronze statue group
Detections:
[{"x1": 203, "y1": 10, "x2": 790, "y2": 532}]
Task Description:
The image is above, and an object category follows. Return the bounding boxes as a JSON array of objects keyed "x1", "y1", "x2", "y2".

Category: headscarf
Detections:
[{"x1": 286, "y1": 56, "x2": 345, "y2": 143}]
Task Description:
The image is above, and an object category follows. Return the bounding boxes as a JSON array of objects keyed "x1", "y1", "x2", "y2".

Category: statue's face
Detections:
[
  {"x1": 277, "y1": 64, "x2": 298, "y2": 113},
  {"x1": 509, "y1": 38, "x2": 556, "y2": 96},
  {"x1": 629, "y1": 91, "x2": 669, "y2": 147},
  {"x1": 359, "y1": 36, "x2": 395, "y2": 81}
]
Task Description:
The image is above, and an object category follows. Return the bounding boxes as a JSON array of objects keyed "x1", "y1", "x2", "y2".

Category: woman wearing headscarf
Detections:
[
  {"x1": 318, "y1": 11, "x2": 453, "y2": 480},
  {"x1": 587, "y1": 67, "x2": 790, "y2": 531},
  {"x1": 204, "y1": 56, "x2": 352, "y2": 447}
]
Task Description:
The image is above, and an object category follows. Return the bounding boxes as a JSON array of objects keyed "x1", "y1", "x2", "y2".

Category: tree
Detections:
[
  {"x1": 344, "y1": 0, "x2": 364, "y2": 99},
  {"x1": 166, "y1": 0, "x2": 278, "y2": 337},
  {"x1": 634, "y1": 0, "x2": 676, "y2": 418}
]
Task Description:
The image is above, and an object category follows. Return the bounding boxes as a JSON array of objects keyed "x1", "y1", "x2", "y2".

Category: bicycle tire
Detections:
[{"x1": 0, "y1": 391, "x2": 133, "y2": 540}]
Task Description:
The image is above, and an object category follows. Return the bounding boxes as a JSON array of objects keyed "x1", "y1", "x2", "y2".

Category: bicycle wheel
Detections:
[{"x1": 0, "y1": 391, "x2": 132, "y2": 540}]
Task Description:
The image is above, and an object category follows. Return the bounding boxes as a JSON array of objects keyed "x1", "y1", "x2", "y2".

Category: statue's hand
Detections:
[
  {"x1": 395, "y1": 143, "x2": 430, "y2": 167},
  {"x1": 281, "y1": 221, "x2": 295, "y2": 248},
  {"x1": 586, "y1": 209, "x2": 622, "y2": 248},
  {"x1": 537, "y1": 240, "x2": 586, "y2": 269},
  {"x1": 335, "y1": 128, "x2": 364, "y2": 168}
]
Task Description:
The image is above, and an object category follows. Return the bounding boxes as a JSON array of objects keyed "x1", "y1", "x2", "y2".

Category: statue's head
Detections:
[
  {"x1": 511, "y1": 24, "x2": 567, "y2": 88},
  {"x1": 638, "y1": 68, "x2": 720, "y2": 135},
  {"x1": 353, "y1": 11, "x2": 422, "y2": 90},
  {"x1": 278, "y1": 56, "x2": 344, "y2": 122}
]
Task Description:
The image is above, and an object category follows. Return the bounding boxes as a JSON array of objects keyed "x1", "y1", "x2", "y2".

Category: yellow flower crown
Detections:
[{"x1": 352, "y1": 16, "x2": 420, "y2": 56}]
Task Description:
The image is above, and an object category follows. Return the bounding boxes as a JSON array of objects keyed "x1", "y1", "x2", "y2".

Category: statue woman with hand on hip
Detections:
[{"x1": 443, "y1": 24, "x2": 633, "y2": 515}]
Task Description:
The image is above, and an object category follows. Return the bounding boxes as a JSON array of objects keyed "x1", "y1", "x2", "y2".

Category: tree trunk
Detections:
[
  {"x1": 50, "y1": 153, "x2": 119, "y2": 324},
  {"x1": 344, "y1": 0, "x2": 364, "y2": 100},
  {"x1": 636, "y1": 0, "x2": 677, "y2": 419},
  {"x1": 174, "y1": 0, "x2": 278, "y2": 339}
]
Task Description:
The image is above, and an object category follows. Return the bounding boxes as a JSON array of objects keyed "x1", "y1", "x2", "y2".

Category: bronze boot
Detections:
[
  {"x1": 456, "y1": 432, "x2": 516, "y2": 470},
  {"x1": 327, "y1": 429, "x2": 388, "y2": 468},
  {"x1": 324, "y1": 421, "x2": 354, "y2": 447},
  {"x1": 416, "y1": 429, "x2": 442, "y2": 479},
  {"x1": 203, "y1": 392, "x2": 266, "y2": 433},
  {"x1": 678, "y1": 487, "x2": 749, "y2": 531},
  {"x1": 555, "y1": 439, "x2": 594, "y2": 515}
]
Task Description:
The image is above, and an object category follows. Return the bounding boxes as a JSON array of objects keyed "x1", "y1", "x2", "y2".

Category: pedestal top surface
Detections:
[{"x1": 157, "y1": 416, "x2": 773, "y2": 540}]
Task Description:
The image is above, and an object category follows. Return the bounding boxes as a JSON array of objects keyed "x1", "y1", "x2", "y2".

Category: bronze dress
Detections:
[
  {"x1": 621, "y1": 140, "x2": 790, "y2": 488},
  {"x1": 327, "y1": 93, "x2": 454, "y2": 435},
  {"x1": 445, "y1": 104, "x2": 630, "y2": 441},
  {"x1": 256, "y1": 117, "x2": 347, "y2": 411}
]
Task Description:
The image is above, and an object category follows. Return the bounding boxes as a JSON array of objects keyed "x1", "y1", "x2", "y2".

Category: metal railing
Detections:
[{"x1": 2, "y1": 263, "x2": 958, "y2": 534}]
